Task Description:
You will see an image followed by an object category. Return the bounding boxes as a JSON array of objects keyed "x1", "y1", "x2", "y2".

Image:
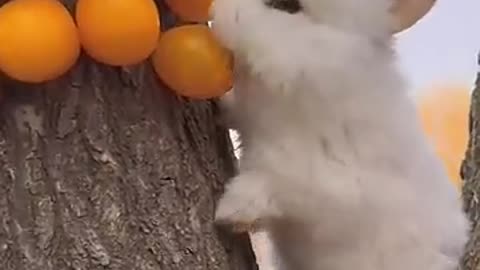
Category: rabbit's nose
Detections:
[{"x1": 266, "y1": 0, "x2": 302, "y2": 14}]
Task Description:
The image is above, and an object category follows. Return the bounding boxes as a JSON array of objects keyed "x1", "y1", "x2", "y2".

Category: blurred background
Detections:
[
  {"x1": 397, "y1": 0, "x2": 479, "y2": 94},
  {"x1": 397, "y1": 0, "x2": 479, "y2": 190}
]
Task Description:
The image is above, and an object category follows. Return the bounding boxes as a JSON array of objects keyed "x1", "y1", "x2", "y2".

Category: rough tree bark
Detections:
[
  {"x1": 460, "y1": 53, "x2": 480, "y2": 270},
  {"x1": 0, "y1": 0, "x2": 258, "y2": 269}
]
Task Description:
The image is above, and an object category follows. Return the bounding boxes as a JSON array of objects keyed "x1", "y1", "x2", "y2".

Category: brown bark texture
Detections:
[
  {"x1": 0, "y1": 1, "x2": 258, "y2": 269},
  {"x1": 461, "y1": 53, "x2": 480, "y2": 270}
]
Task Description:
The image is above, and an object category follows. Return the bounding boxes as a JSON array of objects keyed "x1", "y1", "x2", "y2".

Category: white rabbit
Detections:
[{"x1": 211, "y1": 0, "x2": 470, "y2": 269}]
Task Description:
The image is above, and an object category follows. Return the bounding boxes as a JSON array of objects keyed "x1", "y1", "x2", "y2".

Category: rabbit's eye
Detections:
[{"x1": 265, "y1": 0, "x2": 302, "y2": 14}]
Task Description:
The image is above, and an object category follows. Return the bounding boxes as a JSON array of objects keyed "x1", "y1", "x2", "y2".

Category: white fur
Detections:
[{"x1": 211, "y1": 0, "x2": 470, "y2": 269}]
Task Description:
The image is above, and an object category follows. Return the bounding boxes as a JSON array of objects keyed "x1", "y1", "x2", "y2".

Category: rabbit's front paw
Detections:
[{"x1": 215, "y1": 172, "x2": 280, "y2": 231}]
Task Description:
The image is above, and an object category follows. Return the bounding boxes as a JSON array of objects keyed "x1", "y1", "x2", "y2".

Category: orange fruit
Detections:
[
  {"x1": 165, "y1": 0, "x2": 213, "y2": 23},
  {"x1": 76, "y1": 0, "x2": 160, "y2": 66},
  {"x1": 151, "y1": 24, "x2": 233, "y2": 99},
  {"x1": 417, "y1": 85, "x2": 470, "y2": 191},
  {"x1": 0, "y1": 0, "x2": 80, "y2": 83}
]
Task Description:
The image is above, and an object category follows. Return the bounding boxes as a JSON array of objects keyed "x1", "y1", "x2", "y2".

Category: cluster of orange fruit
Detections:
[{"x1": 0, "y1": 0, "x2": 233, "y2": 99}]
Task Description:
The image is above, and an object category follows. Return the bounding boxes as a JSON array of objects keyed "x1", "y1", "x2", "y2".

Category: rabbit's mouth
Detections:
[{"x1": 266, "y1": 0, "x2": 302, "y2": 14}]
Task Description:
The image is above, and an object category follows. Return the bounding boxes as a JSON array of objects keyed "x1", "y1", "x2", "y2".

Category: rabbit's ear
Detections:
[{"x1": 390, "y1": 0, "x2": 436, "y2": 33}]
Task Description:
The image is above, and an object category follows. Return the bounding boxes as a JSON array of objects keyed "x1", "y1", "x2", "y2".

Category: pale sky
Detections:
[{"x1": 395, "y1": 0, "x2": 480, "y2": 95}]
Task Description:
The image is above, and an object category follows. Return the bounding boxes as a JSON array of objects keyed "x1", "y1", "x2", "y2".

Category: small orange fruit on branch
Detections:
[
  {"x1": 151, "y1": 24, "x2": 233, "y2": 99},
  {"x1": 76, "y1": 0, "x2": 160, "y2": 66},
  {"x1": 391, "y1": 0, "x2": 436, "y2": 33},
  {"x1": 0, "y1": 0, "x2": 80, "y2": 83}
]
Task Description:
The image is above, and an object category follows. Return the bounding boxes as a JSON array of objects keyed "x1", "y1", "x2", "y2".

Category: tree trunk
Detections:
[
  {"x1": 460, "y1": 53, "x2": 480, "y2": 270},
  {"x1": 0, "y1": 1, "x2": 258, "y2": 269}
]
